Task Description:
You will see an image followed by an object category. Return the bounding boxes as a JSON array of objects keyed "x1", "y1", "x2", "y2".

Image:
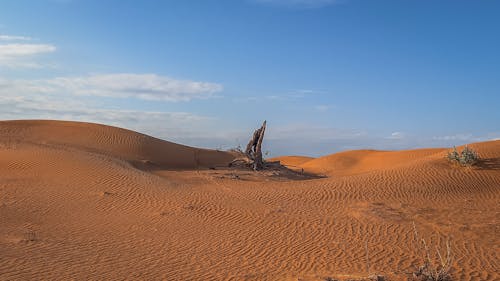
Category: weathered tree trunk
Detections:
[
  {"x1": 245, "y1": 128, "x2": 260, "y2": 159},
  {"x1": 244, "y1": 121, "x2": 266, "y2": 170},
  {"x1": 253, "y1": 121, "x2": 266, "y2": 170}
]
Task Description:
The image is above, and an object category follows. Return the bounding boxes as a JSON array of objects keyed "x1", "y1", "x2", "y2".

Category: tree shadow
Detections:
[{"x1": 475, "y1": 158, "x2": 500, "y2": 170}]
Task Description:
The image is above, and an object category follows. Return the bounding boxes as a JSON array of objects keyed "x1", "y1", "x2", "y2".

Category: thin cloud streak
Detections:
[
  {"x1": 0, "y1": 35, "x2": 32, "y2": 41},
  {"x1": 0, "y1": 41, "x2": 56, "y2": 68},
  {"x1": 0, "y1": 44, "x2": 55, "y2": 58},
  {"x1": 0, "y1": 74, "x2": 223, "y2": 102}
]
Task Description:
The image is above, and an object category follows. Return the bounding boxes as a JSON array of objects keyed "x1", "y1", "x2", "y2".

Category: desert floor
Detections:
[{"x1": 0, "y1": 120, "x2": 498, "y2": 280}]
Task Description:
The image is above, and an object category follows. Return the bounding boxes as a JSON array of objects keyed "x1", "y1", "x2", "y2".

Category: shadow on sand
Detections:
[{"x1": 476, "y1": 158, "x2": 500, "y2": 170}]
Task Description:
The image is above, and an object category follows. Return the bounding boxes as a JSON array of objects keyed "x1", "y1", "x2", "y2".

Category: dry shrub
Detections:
[
  {"x1": 447, "y1": 145, "x2": 479, "y2": 166},
  {"x1": 411, "y1": 223, "x2": 453, "y2": 281}
]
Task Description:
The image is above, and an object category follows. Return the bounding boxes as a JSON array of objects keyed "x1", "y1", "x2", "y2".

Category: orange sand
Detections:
[{"x1": 1, "y1": 120, "x2": 498, "y2": 280}]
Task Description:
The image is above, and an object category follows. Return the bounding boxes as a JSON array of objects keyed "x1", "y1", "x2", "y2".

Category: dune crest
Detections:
[
  {"x1": 0, "y1": 120, "x2": 234, "y2": 169},
  {"x1": 300, "y1": 148, "x2": 445, "y2": 176}
]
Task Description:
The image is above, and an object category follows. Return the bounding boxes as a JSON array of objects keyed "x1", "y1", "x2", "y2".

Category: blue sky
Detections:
[{"x1": 0, "y1": 0, "x2": 499, "y2": 156}]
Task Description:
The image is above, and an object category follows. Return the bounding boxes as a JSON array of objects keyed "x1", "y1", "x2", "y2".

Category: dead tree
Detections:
[{"x1": 245, "y1": 120, "x2": 266, "y2": 170}]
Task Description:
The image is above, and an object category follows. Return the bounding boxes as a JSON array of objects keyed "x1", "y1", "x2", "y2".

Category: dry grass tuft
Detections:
[{"x1": 410, "y1": 223, "x2": 453, "y2": 281}]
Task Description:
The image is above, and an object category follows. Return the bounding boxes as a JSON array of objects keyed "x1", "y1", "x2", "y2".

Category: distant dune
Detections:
[
  {"x1": 0, "y1": 120, "x2": 234, "y2": 169},
  {"x1": 276, "y1": 148, "x2": 444, "y2": 177},
  {"x1": 1, "y1": 120, "x2": 498, "y2": 280}
]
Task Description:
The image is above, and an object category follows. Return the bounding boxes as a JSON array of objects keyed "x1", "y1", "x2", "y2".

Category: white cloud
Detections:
[
  {"x1": 0, "y1": 44, "x2": 55, "y2": 58},
  {"x1": 0, "y1": 35, "x2": 32, "y2": 41},
  {"x1": 430, "y1": 133, "x2": 498, "y2": 143},
  {"x1": 0, "y1": 73, "x2": 223, "y2": 146},
  {"x1": 432, "y1": 134, "x2": 477, "y2": 142},
  {"x1": 0, "y1": 43, "x2": 56, "y2": 68},
  {"x1": 0, "y1": 74, "x2": 223, "y2": 102},
  {"x1": 0, "y1": 95, "x2": 203, "y2": 122},
  {"x1": 386, "y1": 131, "x2": 405, "y2": 140}
]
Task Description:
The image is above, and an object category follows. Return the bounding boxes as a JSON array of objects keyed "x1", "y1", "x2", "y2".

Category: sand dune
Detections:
[
  {"x1": 0, "y1": 120, "x2": 234, "y2": 169},
  {"x1": 269, "y1": 155, "x2": 315, "y2": 167},
  {"x1": 299, "y1": 148, "x2": 445, "y2": 177},
  {"x1": 0, "y1": 120, "x2": 498, "y2": 280}
]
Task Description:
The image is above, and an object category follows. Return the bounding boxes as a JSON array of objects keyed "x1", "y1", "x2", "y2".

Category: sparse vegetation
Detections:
[
  {"x1": 320, "y1": 224, "x2": 454, "y2": 281},
  {"x1": 316, "y1": 222, "x2": 457, "y2": 281},
  {"x1": 22, "y1": 230, "x2": 37, "y2": 243},
  {"x1": 447, "y1": 145, "x2": 479, "y2": 166},
  {"x1": 446, "y1": 147, "x2": 460, "y2": 162},
  {"x1": 228, "y1": 144, "x2": 244, "y2": 154},
  {"x1": 410, "y1": 223, "x2": 453, "y2": 281}
]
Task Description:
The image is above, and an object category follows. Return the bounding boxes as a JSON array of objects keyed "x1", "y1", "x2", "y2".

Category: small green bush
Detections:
[
  {"x1": 447, "y1": 147, "x2": 459, "y2": 162},
  {"x1": 447, "y1": 145, "x2": 478, "y2": 166}
]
